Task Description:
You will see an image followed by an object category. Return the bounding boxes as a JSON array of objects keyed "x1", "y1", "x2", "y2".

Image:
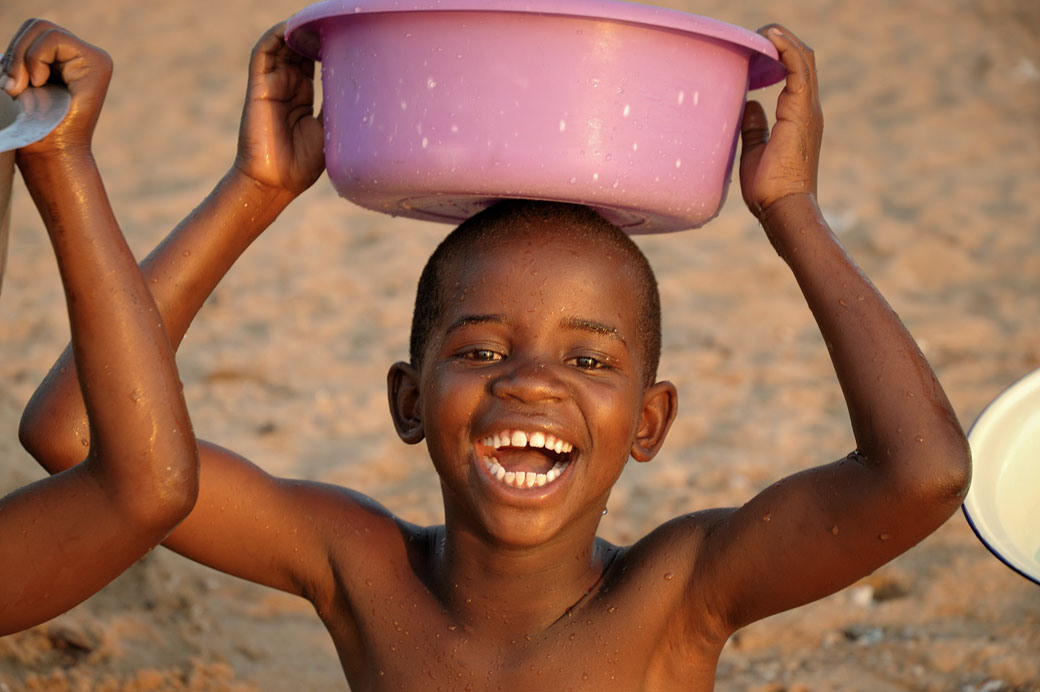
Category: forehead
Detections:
[{"x1": 439, "y1": 224, "x2": 645, "y2": 324}]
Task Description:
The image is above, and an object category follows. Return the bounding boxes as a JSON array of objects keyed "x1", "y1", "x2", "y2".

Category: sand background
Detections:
[{"x1": 1, "y1": 0, "x2": 1038, "y2": 690}]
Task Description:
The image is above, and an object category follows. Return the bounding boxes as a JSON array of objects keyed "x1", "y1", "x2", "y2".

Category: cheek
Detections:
[
  {"x1": 585, "y1": 384, "x2": 644, "y2": 453},
  {"x1": 421, "y1": 369, "x2": 487, "y2": 446}
]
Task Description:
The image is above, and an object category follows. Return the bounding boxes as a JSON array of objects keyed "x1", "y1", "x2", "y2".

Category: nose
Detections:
[{"x1": 490, "y1": 358, "x2": 566, "y2": 404}]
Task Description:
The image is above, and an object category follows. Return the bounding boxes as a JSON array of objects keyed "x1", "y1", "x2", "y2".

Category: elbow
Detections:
[
  {"x1": 18, "y1": 405, "x2": 86, "y2": 475},
  {"x1": 143, "y1": 449, "x2": 200, "y2": 531},
  {"x1": 106, "y1": 446, "x2": 201, "y2": 534},
  {"x1": 911, "y1": 429, "x2": 973, "y2": 520}
]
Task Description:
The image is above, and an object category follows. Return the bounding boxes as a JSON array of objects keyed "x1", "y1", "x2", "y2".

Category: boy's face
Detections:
[{"x1": 397, "y1": 223, "x2": 676, "y2": 548}]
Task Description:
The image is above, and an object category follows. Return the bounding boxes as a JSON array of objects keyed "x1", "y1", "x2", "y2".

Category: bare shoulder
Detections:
[
  {"x1": 620, "y1": 508, "x2": 733, "y2": 575},
  {"x1": 604, "y1": 509, "x2": 737, "y2": 642}
]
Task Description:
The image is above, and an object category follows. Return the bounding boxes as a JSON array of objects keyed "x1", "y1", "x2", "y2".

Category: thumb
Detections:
[{"x1": 739, "y1": 100, "x2": 769, "y2": 216}]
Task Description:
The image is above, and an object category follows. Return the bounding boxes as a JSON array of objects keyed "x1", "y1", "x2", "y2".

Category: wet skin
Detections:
[
  {"x1": 331, "y1": 223, "x2": 734, "y2": 691},
  {"x1": 17, "y1": 23, "x2": 972, "y2": 690}
]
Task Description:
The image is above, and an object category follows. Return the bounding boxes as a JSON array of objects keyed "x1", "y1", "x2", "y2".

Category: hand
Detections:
[
  {"x1": 739, "y1": 25, "x2": 823, "y2": 219},
  {"x1": 1, "y1": 19, "x2": 112, "y2": 159},
  {"x1": 233, "y1": 23, "x2": 325, "y2": 198}
]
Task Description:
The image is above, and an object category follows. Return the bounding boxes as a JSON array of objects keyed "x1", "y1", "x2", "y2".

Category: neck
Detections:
[{"x1": 431, "y1": 518, "x2": 616, "y2": 635}]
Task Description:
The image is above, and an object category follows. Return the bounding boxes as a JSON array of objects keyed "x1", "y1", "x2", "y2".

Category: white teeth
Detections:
[
  {"x1": 483, "y1": 457, "x2": 569, "y2": 490},
  {"x1": 480, "y1": 430, "x2": 574, "y2": 490},
  {"x1": 482, "y1": 430, "x2": 573, "y2": 453}
]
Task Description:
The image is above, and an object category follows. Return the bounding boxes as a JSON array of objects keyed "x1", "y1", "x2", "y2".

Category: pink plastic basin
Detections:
[{"x1": 286, "y1": 0, "x2": 784, "y2": 233}]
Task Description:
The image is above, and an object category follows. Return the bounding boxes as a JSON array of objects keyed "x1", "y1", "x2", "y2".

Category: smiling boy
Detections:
[{"x1": 18, "y1": 20, "x2": 971, "y2": 691}]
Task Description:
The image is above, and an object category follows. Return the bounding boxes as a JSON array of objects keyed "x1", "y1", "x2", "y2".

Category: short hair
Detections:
[{"x1": 409, "y1": 200, "x2": 662, "y2": 386}]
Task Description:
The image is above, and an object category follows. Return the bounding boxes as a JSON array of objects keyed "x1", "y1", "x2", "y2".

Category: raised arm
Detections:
[
  {"x1": 690, "y1": 26, "x2": 971, "y2": 634},
  {"x1": 18, "y1": 22, "x2": 325, "y2": 470},
  {"x1": 12, "y1": 23, "x2": 388, "y2": 604},
  {"x1": 0, "y1": 21, "x2": 197, "y2": 635}
]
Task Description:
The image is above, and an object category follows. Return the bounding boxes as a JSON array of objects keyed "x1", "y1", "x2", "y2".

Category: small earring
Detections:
[{"x1": 601, "y1": 507, "x2": 608, "y2": 516}]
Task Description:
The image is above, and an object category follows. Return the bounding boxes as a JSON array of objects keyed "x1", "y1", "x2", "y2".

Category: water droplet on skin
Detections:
[
  {"x1": 762, "y1": 512, "x2": 772, "y2": 523},
  {"x1": 663, "y1": 572, "x2": 674, "y2": 581},
  {"x1": 915, "y1": 435, "x2": 925, "y2": 443},
  {"x1": 879, "y1": 533, "x2": 893, "y2": 541},
  {"x1": 831, "y1": 525, "x2": 840, "y2": 535},
  {"x1": 839, "y1": 298, "x2": 848, "y2": 307},
  {"x1": 80, "y1": 437, "x2": 89, "y2": 447},
  {"x1": 601, "y1": 507, "x2": 608, "y2": 515},
  {"x1": 582, "y1": 672, "x2": 590, "y2": 681}
]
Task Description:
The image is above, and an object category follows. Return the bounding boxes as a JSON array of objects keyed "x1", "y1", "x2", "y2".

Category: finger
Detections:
[
  {"x1": 740, "y1": 100, "x2": 769, "y2": 151},
  {"x1": 250, "y1": 22, "x2": 290, "y2": 74},
  {"x1": 2, "y1": 17, "x2": 38, "y2": 72},
  {"x1": 739, "y1": 100, "x2": 768, "y2": 214},
  {"x1": 24, "y1": 28, "x2": 111, "y2": 93},
  {"x1": 1, "y1": 19, "x2": 59, "y2": 94},
  {"x1": 759, "y1": 24, "x2": 817, "y2": 97}
]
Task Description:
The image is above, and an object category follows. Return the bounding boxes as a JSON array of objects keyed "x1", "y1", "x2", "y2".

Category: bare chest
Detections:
[{"x1": 323, "y1": 583, "x2": 719, "y2": 691}]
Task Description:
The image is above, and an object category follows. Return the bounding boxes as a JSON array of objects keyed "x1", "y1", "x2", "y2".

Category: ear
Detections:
[
  {"x1": 387, "y1": 361, "x2": 424, "y2": 444},
  {"x1": 630, "y1": 380, "x2": 678, "y2": 463}
]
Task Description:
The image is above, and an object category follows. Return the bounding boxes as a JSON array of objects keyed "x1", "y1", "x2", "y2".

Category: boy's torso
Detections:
[{"x1": 312, "y1": 520, "x2": 726, "y2": 691}]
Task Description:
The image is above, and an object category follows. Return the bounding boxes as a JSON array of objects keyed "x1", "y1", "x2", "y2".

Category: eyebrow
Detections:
[
  {"x1": 445, "y1": 314, "x2": 508, "y2": 335},
  {"x1": 559, "y1": 317, "x2": 627, "y2": 346},
  {"x1": 444, "y1": 313, "x2": 626, "y2": 345}
]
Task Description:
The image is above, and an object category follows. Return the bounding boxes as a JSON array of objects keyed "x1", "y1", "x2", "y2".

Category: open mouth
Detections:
[{"x1": 479, "y1": 430, "x2": 574, "y2": 489}]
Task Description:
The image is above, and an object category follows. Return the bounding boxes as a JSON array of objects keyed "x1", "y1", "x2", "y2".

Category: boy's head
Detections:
[
  {"x1": 393, "y1": 199, "x2": 676, "y2": 545},
  {"x1": 408, "y1": 200, "x2": 662, "y2": 387}
]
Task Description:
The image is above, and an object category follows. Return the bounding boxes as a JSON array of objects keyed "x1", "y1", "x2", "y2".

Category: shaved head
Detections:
[{"x1": 409, "y1": 200, "x2": 662, "y2": 386}]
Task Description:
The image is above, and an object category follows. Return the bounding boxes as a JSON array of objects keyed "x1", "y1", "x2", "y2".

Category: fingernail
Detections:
[{"x1": 768, "y1": 27, "x2": 784, "y2": 38}]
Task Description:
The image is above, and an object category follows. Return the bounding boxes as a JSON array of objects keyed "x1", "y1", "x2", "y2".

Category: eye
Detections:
[
  {"x1": 457, "y1": 347, "x2": 503, "y2": 363},
  {"x1": 569, "y1": 354, "x2": 609, "y2": 371}
]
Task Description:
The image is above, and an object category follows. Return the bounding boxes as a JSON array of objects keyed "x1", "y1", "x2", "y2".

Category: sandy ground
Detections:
[{"x1": 1, "y1": 0, "x2": 1038, "y2": 690}]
